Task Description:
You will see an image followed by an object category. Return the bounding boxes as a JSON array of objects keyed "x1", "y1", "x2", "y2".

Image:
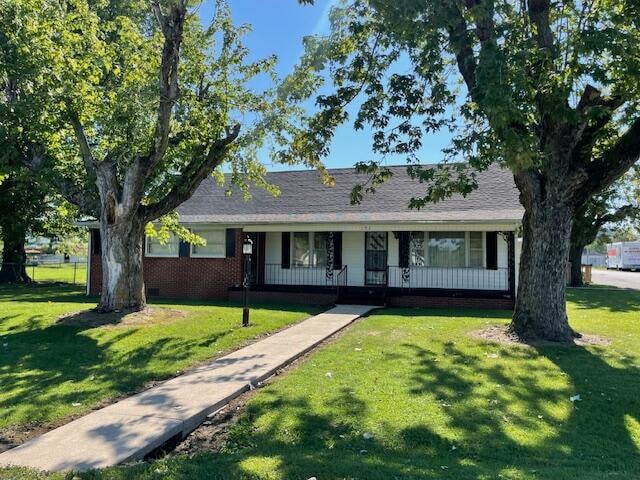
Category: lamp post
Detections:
[{"x1": 242, "y1": 236, "x2": 253, "y2": 327}]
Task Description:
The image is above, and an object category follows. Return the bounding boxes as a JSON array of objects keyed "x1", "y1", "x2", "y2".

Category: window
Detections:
[
  {"x1": 469, "y1": 232, "x2": 484, "y2": 267},
  {"x1": 293, "y1": 232, "x2": 310, "y2": 266},
  {"x1": 314, "y1": 232, "x2": 329, "y2": 266},
  {"x1": 293, "y1": 232, "x2": 328, "y2": 267},
  {"x1": 428, "y1": 232, "x2": 466, "y2": 267},
  {"x1": 191, "y1": 228, "x2": 226, "y2": 258},
  {"x1": 146, "y1": 232, "x2": 179, "y2": 257},
  {"x1": 410, "y1": 232, "x2": 425, "y2": 266}
]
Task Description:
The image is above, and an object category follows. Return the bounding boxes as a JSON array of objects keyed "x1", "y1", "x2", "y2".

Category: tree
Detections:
[
  {"x1": 291, "y1": 0, "x2": 640, "y2": 341},
  {"x1": 0, "y1": 165, "x2": 81, "y2": 283},
  {"x1": 0, "y1": 169, "x2": 44, "y2": 283},
  {"x1": 2, "y1": 0, "x2": 313, "y2": 311},
  {"x1": 1, "y1": 0, "x2": 71, "y2": 283},
  {"x1": 569, "y1": 171, "x2": 640, "y2": 286}
]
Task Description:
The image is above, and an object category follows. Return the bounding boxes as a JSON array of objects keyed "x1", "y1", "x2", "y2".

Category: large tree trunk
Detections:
[
  {"x1": 98, "y1": 217, "x2": 146, "y2": 313},
  {"x1": 511, "y1": 170, "x2": 575, "y2": 343},
  {"x1": 0, "y1": 228, "x2": 30, "y2": 283},
  {"x1": 568, "y1": 244, "x2": 584, "y2": 287}
]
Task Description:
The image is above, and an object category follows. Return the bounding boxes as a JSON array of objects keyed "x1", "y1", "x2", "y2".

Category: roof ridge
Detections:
[{"x1": 222, "y1": 161, "x2": 474, "y2": 177}]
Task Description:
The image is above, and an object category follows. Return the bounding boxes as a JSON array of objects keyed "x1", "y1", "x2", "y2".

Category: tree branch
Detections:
[
  {"x1": 439, "y1": 0, "x2": 477, "y2": 94},
  {"x1": 67, "y1": 109, "x2": 97, "y2": 176},
  {"x1": 571, "y1": 85, "x2": 624, "y2": 167},
  {"x1": 121, "y1": 0, "x2": 187, "y2": 212},
  {"x1": 22, "y1": 142, "x2": 100, "y2": 216},
  {"x1": 596, "y1": 204, "x2": 640, "y2": 229},
  {"x1": 52, "y1": 175, "x2": 101, "y2": 217},
  {"x1": 140, "y1": 124, "x2": 241, "y2": 222},
  {"x1": 576, "y1": 116, "x2": 640, "y2": 203},
  {"x1": 527, "y1": 0, "x2": 556, "y2": 56}
]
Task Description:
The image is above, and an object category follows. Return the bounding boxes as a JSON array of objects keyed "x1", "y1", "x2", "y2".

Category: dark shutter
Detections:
[
  {"x1": 225, "y1": 229, "x2": 236, "y2": 258},
  {"x1": 333, "y1": 232, "x2": 343, "y2": 269},
  {"x1": 486, "y1": 232, "x2": 498, "y2": 270},
  {"x1": 91, "y1": 229, "x2": 101, "y2": 255},
  {"x1": 178, "y1": 241, "x2": 190, "y2": 258},
  {"x1": 398, "y1": 232, "x2": 411, "y2": 268},
  {"x1": 281, "y1": 232, "x2": 291, "y2": 269}
]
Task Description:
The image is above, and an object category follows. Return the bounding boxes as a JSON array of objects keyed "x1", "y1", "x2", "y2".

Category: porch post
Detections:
[{"x1": 507, "y1": 231, "x2": 516, "y2": 298}]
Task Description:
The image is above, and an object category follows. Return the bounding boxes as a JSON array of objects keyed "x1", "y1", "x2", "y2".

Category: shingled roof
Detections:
[{"x1": 176, "y1": 163, "x2": 524, "y2": 225}]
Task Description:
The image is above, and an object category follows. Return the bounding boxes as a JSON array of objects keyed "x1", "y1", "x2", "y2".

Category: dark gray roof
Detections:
[{"x1": 176, "y1": 163, "x2": 524, "y2": 225}]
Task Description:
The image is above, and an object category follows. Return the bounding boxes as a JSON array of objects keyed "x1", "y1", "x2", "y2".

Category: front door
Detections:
[
  {"x1": 365, "y1": 231, "x2": 388, "y2": 285},
  {"x1": 246, "y1": 232, "x2": 264, "y2": 285}
]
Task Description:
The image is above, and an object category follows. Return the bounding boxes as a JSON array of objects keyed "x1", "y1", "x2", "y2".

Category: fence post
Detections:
[{"x1": 73, "y1": 262, "x2": 77, "y2": 285}]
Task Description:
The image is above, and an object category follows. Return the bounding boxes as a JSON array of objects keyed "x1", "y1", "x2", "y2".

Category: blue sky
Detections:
[{"x1": 199, "y1": 0, "x2": 451, "y2": 171}]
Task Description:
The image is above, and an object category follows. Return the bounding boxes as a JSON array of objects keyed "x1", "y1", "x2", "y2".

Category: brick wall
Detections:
[
  {"x1": 89, "y1": 230, "x2": 243, "y2": 300},
  {"x1": 386, "y1": 295, "x2": 514, "y2": 310},
  {"x1": 228, "y1": 289, "x2": 336, "y2": 306}
]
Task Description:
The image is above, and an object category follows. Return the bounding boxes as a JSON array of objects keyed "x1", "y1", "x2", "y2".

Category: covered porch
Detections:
[{"x1": 241, "y1": 223, "x2": 519, "y2": 305}]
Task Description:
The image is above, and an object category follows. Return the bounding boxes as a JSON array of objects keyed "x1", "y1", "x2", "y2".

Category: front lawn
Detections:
[
  {"x1": 3, "y1": 288, "x2": 639, "y2": 479},
  {"x1": 78, "y1": 288, "x2": 639, "y2": 480},
  {"x1": 0, "y1": 284, "x2": 320, "y2": 438}
]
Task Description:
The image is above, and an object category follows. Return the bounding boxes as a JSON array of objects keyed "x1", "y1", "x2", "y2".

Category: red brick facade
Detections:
[
  {"x1": 89, "y1": 229, "x2": 243, "y2": 300},
  {"x1": 386, "y1": 295, "x2": 514, "y2": 310},
  {"x1": 228, "y1": 289, "x2": 337, "y2": 306},
  {"x1": 227, "y1": 291, "x2": 513, "y2": 309},
  {"x1": 88, "y1": 228, "x2": 514, "y2": 310}
]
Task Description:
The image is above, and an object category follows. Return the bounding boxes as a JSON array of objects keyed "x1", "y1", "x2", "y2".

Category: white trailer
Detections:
[{"x1": 607, "y1": 242, "x2": 640, "y2": 270}]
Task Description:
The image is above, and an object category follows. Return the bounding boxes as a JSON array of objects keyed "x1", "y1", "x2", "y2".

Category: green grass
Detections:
[
  {"x1": 26, "y1": 263, "x2": 87, "y2": 285},
  {"x1": 3, "y1": 288, "x2": 640, "y2": 479},
  {"x1": 0, "y1": 284, "x2": 320, "y2": 433}
]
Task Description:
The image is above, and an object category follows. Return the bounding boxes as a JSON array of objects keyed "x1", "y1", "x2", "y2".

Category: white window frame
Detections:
[
  {"x1": 467, "y1": 231, "x2": 485, "y2": 268},
  {"x1": 145, "y1": 232, "x2": 179, "y2": 258},
  {"x1": 190, "y1": 226, "x2": 226, "y2": 259},
  {"x1": 414, "y1": 231, "x2": 486, "y2": 269},
  {"x1": 291, "y1": 232, "x2": 329, "y2": 268}
]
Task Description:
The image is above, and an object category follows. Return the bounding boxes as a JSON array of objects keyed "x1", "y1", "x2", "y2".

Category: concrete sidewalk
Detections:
[{"x1": 0, "y1": 304, "x2": 375, "y2": 472}]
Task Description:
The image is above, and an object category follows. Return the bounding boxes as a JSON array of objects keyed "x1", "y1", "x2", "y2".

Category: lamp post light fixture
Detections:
[{"x1": 242, "y1": 236, "x2": 253, "y2": 327}]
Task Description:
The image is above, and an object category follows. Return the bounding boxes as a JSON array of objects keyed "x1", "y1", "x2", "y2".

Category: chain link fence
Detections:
[{"x1": 2, "y1": 260, "x2": 88, "y2": 285}]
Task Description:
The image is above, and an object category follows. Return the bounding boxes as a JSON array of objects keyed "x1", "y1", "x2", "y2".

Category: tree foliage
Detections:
[
  {"x1": 1, "y1": 0, "x2": 323, "y2": 309},
  {"x1": 291, "y1": 0, "x2": 640, "y2": 341},
  {"x1": 573, "y1": 167, "x2": 640, "y2": 251},
  {"x1": 2, "y1": 0, "x2": 319, "y2": 217},
  {"x1": 290, "y1": 0, "x2": 640, "y2": 203}
]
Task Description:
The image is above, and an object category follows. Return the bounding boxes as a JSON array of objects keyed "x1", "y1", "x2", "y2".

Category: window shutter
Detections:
[
  {"x1": 91, "y1": 229, "x2": 101, "y2": 255},
  {"x1": 178, "y1": 241, "x2": 190, "y2": 258},
  {"x1": 281, "y1": 232, "x2": 291, "y2": 269},
  {"x1": 225, "y1": 229, "x2": 236, "y2": 258},
  {"x1": 398, "y1": 232, "x2": 410, "y2": 268},
  {"x1": 486, "y1": 232, "x2": 498, "y2": 270},
  {"x1": 333, "y1": 232, "x2": 343, "y2": 269}
]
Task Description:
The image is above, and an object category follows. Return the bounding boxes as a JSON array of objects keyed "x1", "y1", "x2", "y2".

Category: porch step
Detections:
[{"x1": 337, "y1": 288, "x2": 387, "y2": 306}]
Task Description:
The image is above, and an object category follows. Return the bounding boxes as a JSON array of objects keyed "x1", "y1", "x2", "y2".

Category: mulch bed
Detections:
[
  {"x1": 470, "y1": 325, "x2": 611, "y2": 347},
  {"x1": 56, "y1": 307, "x2": 188, "y2": 328}
]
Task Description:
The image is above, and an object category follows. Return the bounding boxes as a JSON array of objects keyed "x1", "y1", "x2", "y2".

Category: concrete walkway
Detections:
[{"x1": 0, "y1": 304, "x2": 375, "y2": 472}]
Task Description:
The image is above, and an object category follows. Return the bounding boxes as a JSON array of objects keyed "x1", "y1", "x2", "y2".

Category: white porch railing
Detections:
[
  {"x1": 387, "y1": 266, "x2": 509, "y2": 291},
  {"x1": 262, "y1": 264, "x2": 509, "y2": 291}
]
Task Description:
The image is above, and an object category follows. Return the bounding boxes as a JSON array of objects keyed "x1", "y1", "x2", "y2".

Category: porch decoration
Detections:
[
  {"x1": 326, "y1": 231, "x2": 335, "y2": 282},
  {"x1": 398, "y1": 232, "x2": 412, "y2": 285}
]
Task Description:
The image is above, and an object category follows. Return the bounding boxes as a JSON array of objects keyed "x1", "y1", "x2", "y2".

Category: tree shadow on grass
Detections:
[
  {"x1": 567, "y1": 287, "x2": 640, "y2": 313},
  {"x1": 0, "y1": 319, "x2": 260, "y2": 446},
  {"x1": 107, "y1": 339, "x2": 640, "y2": 480},
  {"x1": 380, "y1": 306, "x2": 514, "y2": 320}
]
